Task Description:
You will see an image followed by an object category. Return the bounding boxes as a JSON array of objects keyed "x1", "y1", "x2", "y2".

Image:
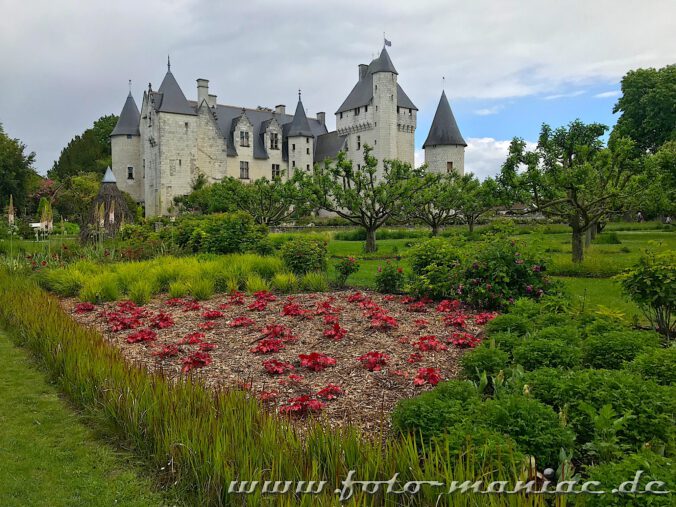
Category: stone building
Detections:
[{"x1": 111, "y1": 48, "x2": 466, "y2": 217}]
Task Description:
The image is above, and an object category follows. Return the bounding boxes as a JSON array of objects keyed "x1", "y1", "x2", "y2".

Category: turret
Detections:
[
  {"x1": 423, "y1": 91, "x2": 466, "y2": 175},
  {"x1": 286, "y1": 91, "x2": 315, "y2": 173},
  {"x1": 110, "y1": 86, "x2": 143, "y2": 201}
]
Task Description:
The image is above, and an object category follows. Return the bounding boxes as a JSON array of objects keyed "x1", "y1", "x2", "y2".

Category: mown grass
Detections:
[
  {"x1": 0, "y1": 271, "x2": 547, "y2": 506},
  {"x1": 0, "y1": 331, "x2": 173, "y2": 507}
]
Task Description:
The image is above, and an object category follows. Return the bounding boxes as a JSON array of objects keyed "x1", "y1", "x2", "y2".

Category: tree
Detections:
[
  {"x1": 49, "y1": 115, "x2": 118, "y2": 180},
  {"x1": 611, "y1": 65, "x2": 676, "y2": 154},
  {"x1": 310, "y1": 146, "x2": 435, "y2": 252},
  {"x1": 0, "y1": 123, "x2": 37, "y2": 214},
  {"x1": 400, "y1": 171, "x2": 458, "y2": 236},
  {"x1": 456, "y1": 175, "x2": 500, "y2": 233},
  {"x1": 500, "y1": 120, "x2": 642, "y2": 263},
  {"x1": 626, "y1": 140, "x2": 676, "y2": 219},
  {"x1": 53, "y1": 172, "x2": 101, "y2": 225}
]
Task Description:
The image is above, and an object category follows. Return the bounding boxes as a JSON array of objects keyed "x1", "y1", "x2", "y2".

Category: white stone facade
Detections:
[{"x1": 424, "y1": 145, "x2": 465, "y2": 176}]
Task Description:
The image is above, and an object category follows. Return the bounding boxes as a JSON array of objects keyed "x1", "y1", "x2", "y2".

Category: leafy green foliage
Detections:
[
  {"x1": 582, "y1": 330, "x2": 661, "y2": 369},
  {"x1": 279, "y1": 237, "x2": 327, "y2": 275},
  {"x1": 485, "y1": 313, "x2": 533, "y2": 336},
  {"x1": 460, "y1": 343, "x2": 509, "y2": 382},
  {"x1": 626, "y1": 347, "x2": 676, "y2": 385},
  {"x1": 400, "y1": 172, "x2": 460, "y2": 235},
  {"x1": 513, "y1": 338, "x2": 581, "y2": 370},
  {"x1": 374, "y1": 261, "x2": 404, "y2": 293},
  {"x1": 173, "y1": 212, "x2": 269, "y2": 255},
  {"x1": 0, "y1": 123, "x2": 37, "y2": 213},
  {"x1": 334, "y1": 256, "x2": 360, "y2": 287},
  {"x1": 300, "y1": 271, "x2": 330, "y2": 292}
]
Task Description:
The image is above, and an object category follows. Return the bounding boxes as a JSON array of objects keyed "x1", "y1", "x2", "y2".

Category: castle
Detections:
[{"x1": 111, "y1": 47, "x2": 467, "y2": 217}]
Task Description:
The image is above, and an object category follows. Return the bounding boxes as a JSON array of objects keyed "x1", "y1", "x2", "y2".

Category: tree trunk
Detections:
[
  {"x1": 365, "y1": 228, "x2": 377, "y2": 253},
  {"x1": 590, "y1": 220, "x2": 598, "y2": 241},
  {"x1": 431, "y1": 224, "x2": 439, "y2": 236},
  {"x1": 572, "y1": 228, "x2": 584, "y2": 263},
  {"x1": 585, "y1": 226, "x2": 592, "y2": 249},
  {"x1": 468, "y1": 219, "x2": 475, "y2": 234}
]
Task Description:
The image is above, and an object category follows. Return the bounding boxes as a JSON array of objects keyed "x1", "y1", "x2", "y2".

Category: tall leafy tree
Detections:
[
  {"x1": 456, "y1": 175, "x2": 500, "y2": 233},
  {"x1": 49, "y1": 114, "x2": 118, "y2": 180},
  {"x1": 400, "y1": 171, "x2": 457, "y2": 236},
  {"x1": 310, "y1": 146, "x2": 435, "y2": 252},
  {"x1": 611, "y1": 65, "x2": 676, "y2": 154},
  {"x1": 0, "y1": 123, "x2": 37, "y2": 213},
  {"x1": 500, "y1": 120, "x2": 642, "y2": 263},
  {"x1": 53, "y1": 172, "x2": 101, "y2": 225}
]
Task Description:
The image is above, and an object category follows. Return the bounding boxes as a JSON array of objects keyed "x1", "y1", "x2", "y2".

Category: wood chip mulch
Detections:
[{"x1": 62, "y1": 290, "x2": 490, "y2": 435}]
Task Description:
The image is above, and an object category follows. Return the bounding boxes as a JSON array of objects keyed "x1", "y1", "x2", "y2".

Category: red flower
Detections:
[
  {"x1": 443, "y1": 313, "x2": 468, "y2": 329},
  {"x1": 153, "y1": 344, "x2": 179, "y2": 358},
  {"x1": 199, "y1": 342, "x2": 217, "y2": 352},
  {"x1": 250, "y1": 338, "x2": 285, "y2": 354},
  {"x1": 282, "y1": 302, "x2": 313, "y2": 319},
  {"x1": 436, "y1": 299, "x2": 461, "y2": 313},
  {"x1": 201, "y1": 310, "x2": 224, "y2": 320},
  {"x1": 228, "y1": 292, "x2": 246, "y2": 305},
  {"x1": 179, "y1": 332, "x2": 205, "y2": 345},
  {"x1": 126, "y1": 328, "x2": 157, "y2": 344},
  {"x1": 383, "y1": 295, "x2": 397, "y2": 301},
  {"x1": 279, "y1": 395, "x2": 324, "y2": 416},
  {"x1": 315, "y1": 299, "x2": 339, "y2": 315},
  {"x1": 299, "y1": 352, "x2": 336, "y2": 372},
  {"x1": 407, "y1": 352, "x2": 423, "y2": 363},
  {"x1": 261, "y1": 324, "x2": 296, "y2": 342},
  {"x1": 285, "y1": 373, "x2": 304, "y2": 383},
  {"x1": 323, "y1": 314, "x2": 339, "y2": 325},
  {"x1": 406, "y1": 301, "x2": 428, "y2": 313},
  {"x1": 474, "y1": 312, "x2": 498, "y2": 325},
  {"x1": 248, "y1": 299, "x2": 268, "y2": 311},
  {"x1": 165, "y1": 298, "x2": 184, "y2": 307},
  {"x1": 316, "y1": 383, "x2": 343, "y2": 400},
  {"x1": 262, "y1": 359, "x2": 295, "y2": 375},
  {"x1": 448, "y1": 332, "x2": 481, "y2": 349},
  {"x1": 181, "y1": 301, "x2": 201, "y2": 312},
  {"x1": 356, "y1": 351, "x2": 389, "y2": 371},
  {"x1": 400, "y1": 296, "x2": 416, "y2": 304},
  {"x1": 150, "y1": 312, "x2": 175, "y2": 329},
  {"x1": 412, "y1": 335, "x2": 448, "y2": 352},
  {"x1": 228, "y1": 316, "x2": 255, "y2": 328},
  {"x1": 389, "y1": 369, "x2": 409, "y2": 378},
  {"x1": 323, "y1": 322, "x2": 347, "y2": 341},
  {"x1": 198, "y1": 321, "x2": 217, "y2": 330},
  {"x1": 414, "y1": 367, "x2": 442, "y2": 386},
  {"x1": 254, "y1": 291, "x2": 277, "y2": 302},
  {"x1": 182, "y1": 352, "x2": 212, "y2": 373},
  {"x1": 346, "y1": 292, "x2": 366, "y2": 303},
  {"x1": 74, "y1": 302, "x2": 96, "y2": 313},
  {"x1": 370, "y1": 312, "x2": 398, "y2": 330}
]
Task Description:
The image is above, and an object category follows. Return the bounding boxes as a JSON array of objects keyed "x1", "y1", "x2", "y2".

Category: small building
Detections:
[{"x1": 81, "y1": 168, "x2": 133, "y2": 241}]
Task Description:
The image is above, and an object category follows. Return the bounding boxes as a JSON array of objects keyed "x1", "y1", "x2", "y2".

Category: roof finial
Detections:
[
  {"x1": 128, "y1": 79, "x2": 132, "y2": 94},
  {"x1": 383, "y1": 33, "x2": 391, "y2": 48},
  {"x1": 442, "y1": 76, "x2": 445, "y2": 91},
  {"x1": 167, "y1": 55, "x2": 171, "y2": 72},
  {"x1": 298, "y1": 89, "x2": 302, "y2": 102}
]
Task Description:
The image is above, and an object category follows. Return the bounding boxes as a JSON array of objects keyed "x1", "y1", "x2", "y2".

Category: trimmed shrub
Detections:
[
  {"x1": 460, "y1": 344, "x2": 509, "y2": 382},
  {"x1": 409, "y1": 238, "x2": 461, "y2": 276},
  {"x1": 532, "y1": 325, "x2": 580, "y2": 344},
  {"x1": 334, "y1": 257, "x2": 360, "y2": 287},
  {"x1": 482, "y1": 394, "x2": 575, "y2": 468},
  {"x1": 175, "y1": 212, "x2": 269, "y2": 255},
  {"x1": 626, "y1": 347, "x2": 676, "y2": 385},
  {"x1": 490, "y1": 332, "x2": 525, "y2": 357},
  {"x1": 300, "y1": 272, "x2": 329, "y2": 292},
  {"x1": 374, "y1": 261, "x2": 404, "y2": 293},
  {"x1": 280, "y1": 237, "x2": 327, "y2": 275},
  {"x1": 485, "y1": 314, "x2": 532, "y2": 336},
  {"x1": 512, "y1": 338, "x2": 581, "y2": 370},
  {"x1": 271, "y1": 272, "x2": 298, "y2": 293},
  {"x1": 583, "y1": 331, "x2": 661, "y2": 369}
]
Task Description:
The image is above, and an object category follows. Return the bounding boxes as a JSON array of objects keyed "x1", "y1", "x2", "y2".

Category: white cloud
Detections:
[
  {"x1": 594, "y1": 90, "x2": 621, "y2": 98},
  {"x1": 415, "y1": 149, "x2": 425, "y2": 168},
  {"x1": 465, "y1": 137, "x2": 537, "y2": 180},
  {"x1": 474, "y1": 105, "x2": 503, "y2": 116},
  {"x1": 543, "y1": 90, "x2": 586, "y2": 100}
]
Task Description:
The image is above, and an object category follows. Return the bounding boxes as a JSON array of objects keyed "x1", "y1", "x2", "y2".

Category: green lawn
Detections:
[
  {"x1": 0, "y1": 332, "x2": 174, "y2": 507},
  {"x1": 554, "y1": 276, "x2": 643, "y2": 321}
]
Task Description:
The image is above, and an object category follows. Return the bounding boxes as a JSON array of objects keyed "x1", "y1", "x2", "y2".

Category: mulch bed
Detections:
[{"x1": 62, "y1": 290, "x2": 494, "y2": 434}]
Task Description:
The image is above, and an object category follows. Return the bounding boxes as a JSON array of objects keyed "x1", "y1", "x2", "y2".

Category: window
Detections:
[
  {"x1": 409, "y1": 109, "x2": 412, "y2": 116},
  {"x1": 270, "y1": 132, "x2": 279, "y2": 150},
  {"x1": 272, "y1": 164, "x2": 281, "y2": 179},
  {"x1": 357, "y1": 164, "x2": 361, "y2": 170},
  {"x1": 306, "y1": 164, "x2": 310, "y2": 171},
  {"x1": 127, "y1": 134, "x2": 132, "y2": 139},
  {"x1": 184, "y1": 122, "x2": 189, "y2": 130},
  {"x1": 397, "y1": 106, "x2": 400, "y2": 114},
  {"x1": 364, "y1": 106, "x2": 368, "y2": 113},
  {"x1": 306, "y1": 148, "x2": 310, "y2": 155},
  {"x1": 355, "y1": 107, "x2": 360, "y2": 115},
  {"x1": 240, "y1": 130, "x2": 249, "y2": 147},
  {"x1": 340, "y1": 112, "x2": 343, "y2": 119},
  {"x1": 306, "y1": 138, "x2": 310, "y2": 143},
  {"x1": 292, "y1": 160, "x2": 296, "y2": 168},
  {"x1": 127, "y1": 166, "x2": 134, "y2": 180},
  {"x1": 240, "y1": 161, "x2": 249, "y2": 179},
  {"x1": 446, "y1": 161, "x2": 454, "y2": 173},
  {"x1": 374, "y1": 139, "x2": 377, "y2": 145},
  {"x1": 292, "y1": 143, "x2": 296, "y2": 151},
  {"x1": 357, "y1": 135, "x2": 361, "y2": 150}
]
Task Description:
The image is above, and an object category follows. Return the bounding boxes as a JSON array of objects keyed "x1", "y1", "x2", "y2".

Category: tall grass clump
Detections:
[
  {"x1": 168, "y1": 280, "x2": 190, "y2": 299},
  {"x1": 79, "y1": 273, "x2": 120, "y2": 303},
  {"x1": 39, "y1": 268, "x2": 85, "y2": 297},
  {"x1": 128, "y1": 279, "x2": 154, "y2": 306},
  {"x1": 271, "y1": 272, "x2": 298, "y2": 293},
  {"x1": 245, "y1": 273, "x2": 270, "y2": 293},
  {"x1": 301, "y1": 271, "x2": 330, "y2": 292},
  {"x1": 0, "y1": 271, "x2": 548, "y2": 506},
  {"x1": 189, "y1": 278, "x2": 215, "y2": 301}
]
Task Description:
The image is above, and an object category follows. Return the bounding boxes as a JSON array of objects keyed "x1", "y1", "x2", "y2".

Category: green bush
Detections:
[
  {"x1": 334, "y1": 228, "x2": 430, "y2": 241},
  {"x1": 583, "y1": 331, "x2": 661, "y2": 369},
  {"x1": 512, "y1": 338, "x2": 581, "y2": 370},
  {"x1": 334, "y1": 257, "x2": 360, "y2": 287},
  {"x1": 531, "y1": 325, "x2": 580, "y2": 344},
  {"x1": 271, "y1": 272, "x2": 298, "y2": 293},
  {"x1": 174, "y1": 212, "x2": 269, "y2": 255},
  {"x1": 245, "y1": 273, "x2": 270, "y2": 293},
  {"x1": 460, "y1": 344, "x2": 509, "y2": 381},
  {"x1": 189, "y1": 278, "x2": 215, "y2": 301},
  {"x1": 485, "y1": 314, "x2": 533, "y2": 336},
  {"x1": 280, "y1": 237, "x2": 327, "y2": 275},
  {"x1": 626, "y1": 347, "x2": 676, "y2": 385},
  {"x1": 79, "y1": 273, "x2": 120, "y2": 303},
  {"x1": 39, "y1": 268, "x2": 85, "y2": 297},
  {"x1": 128, "y1": 279, "x2": 153, "y2": 306},
  {"x1": 408, "y1": 238, "x2": 461, "y2": 276},
  {"x1": 392, "y1": 381, "x2": 480, "y2": 441},
  {"x1": 584, "y1": 451, "x2": 676, "y2": 506},
  {"x1": 517, "y1": 368, "x2": 675, "y2": 456},
  {"x1": 482, "y1": 394, "x2": 575, "y2": 468},
  {"x1": 374, "y1": 261, "x2": 405, "y2": 293},
  {"x1": 168, "y1": 280, "x2": 190, "y2": 299},
  {"x1": 489, "y1": 332, "x2": 525, "y2": 357},
  {"x1": 300, "y1": 271, "x2": 329, "y2": 292}
]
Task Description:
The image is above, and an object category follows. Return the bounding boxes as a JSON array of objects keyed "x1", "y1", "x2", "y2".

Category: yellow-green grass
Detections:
[
  {"x1": 555, "y1": 276, "x2": 643, "y2": 322},
  {"x1": 0, "y1": 332, "x2": 172, "y2": 507}
]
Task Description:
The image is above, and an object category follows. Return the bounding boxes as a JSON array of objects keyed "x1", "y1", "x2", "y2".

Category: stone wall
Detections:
[
  {"x1": 111, "y1": 135, "x2": 142, "y2": 201},
  {"x1": 424, "y1": 145, "x2": 465, "y2": 176}
]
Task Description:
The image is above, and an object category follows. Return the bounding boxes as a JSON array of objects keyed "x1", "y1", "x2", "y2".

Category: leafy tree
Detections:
[
  {"x1": 627, "y1": 140, "x2": 676, "y2": 218},
  {"x1": 500, "y1": 120, "x2": 642, "y2": 263},
  {"x1": 400, "y1": 171, "x2": 458, "y2": 236},
  {"x1": 0, "y1": 123, "x2": 37, "y2": 214},
  {"x1": 612, "y1": 65, "x2": 676, "y2": 154},
  {"x1": 53, "y1": 173, "x2": 101, "y2": 225},
  {"x1": 456, "y1": 175, "x2": 500, "y2": 233},
  {"x1": 310, "y1": 146, "x2": 435, "y2": 252},
  {"x1": 49, "y1": 115, "x2": 118, "y2": 180}
]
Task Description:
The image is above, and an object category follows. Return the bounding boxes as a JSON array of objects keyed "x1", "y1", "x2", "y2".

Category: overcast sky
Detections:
[{"x1": 1, "y1": 0, "x2": 674, "y2": 178}]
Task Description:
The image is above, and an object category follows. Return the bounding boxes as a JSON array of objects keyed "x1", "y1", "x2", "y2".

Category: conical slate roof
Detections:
[
  {"x1": 286, "y1": 97, "x2": 314, "y2": 137},
  {"x1": 370, "y1": 47, "x2": 398, "y2": 75},
  {"x1": 102, "y1": 167, "x2": 117, "y2": 183},
  {"x1": 423, "y1": 91, "x2": 466, "y2": 148},
  {"x1": 111, "y1": 92, "x2": 140, "y2": 136},
  {"x1": 155, "y1": 70, "x2": 196, "y2": 115}
]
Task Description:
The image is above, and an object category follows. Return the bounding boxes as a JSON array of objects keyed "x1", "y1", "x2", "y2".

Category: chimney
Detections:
[
  {"x1": 316, "y1": 112, "x2": 325, "y2": 126},
  {"x1": 358, "y1": 64, "x2": 368, "y2": 80},
  {"x1": 208, "y1": 93, "x2": 217, "y2": 108},
  {"x1": 275, "y1": 104, "x2": 286, "y2": 116},
  {"x1": 197, "y1": 79, "x2": 209, "y2": 105}
]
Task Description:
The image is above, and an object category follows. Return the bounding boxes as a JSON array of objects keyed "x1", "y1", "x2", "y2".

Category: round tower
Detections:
[
  {"x1": 111, "y1": 86, "x2": 143, "y2": 201},
  {"x1": 423, "y1": 91, "x2": 466, "y2": 175},
  {"x1": 286, "y1": 91, "x2": 315, "y2": 173}
]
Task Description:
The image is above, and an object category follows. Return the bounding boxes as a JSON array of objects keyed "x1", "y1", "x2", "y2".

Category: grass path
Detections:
[{"x1": 0, "y1": 331, "x2": 173, "y2": 507}]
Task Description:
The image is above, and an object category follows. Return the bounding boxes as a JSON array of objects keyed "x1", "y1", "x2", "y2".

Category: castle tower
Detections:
[
  {"x1": 423, "y1": 90, "x2": 466, "y2": 175},
  {"x1": 286, "y1": 91, "x2": 315, "y2": 173},
  {"x1": 110, "y1": 88, "x2": 142, "y2": 202}
]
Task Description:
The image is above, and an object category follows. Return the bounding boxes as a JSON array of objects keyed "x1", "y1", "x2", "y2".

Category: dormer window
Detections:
[
  {"x1": 240, "y1": 130, "x2": 249, "y2": 147},
  {"x1": 355, "y1": 107, "x2": 360, "y2": 115},
  {"x1": 270, "y1": 132, "x2": 279, "y2": 150}
]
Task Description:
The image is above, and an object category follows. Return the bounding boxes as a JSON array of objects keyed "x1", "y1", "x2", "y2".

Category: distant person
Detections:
[
  {"x1": 636, "y1": 211, "x2": 644, "y2": 222},
  {"x1": 666, "y1": 216, "x2": 672, "y2": 225}
]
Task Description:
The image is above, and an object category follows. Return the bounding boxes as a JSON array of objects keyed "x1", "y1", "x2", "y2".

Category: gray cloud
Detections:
[{"x1": 1, "y1": 0, "x2": 674, "y2": 174}]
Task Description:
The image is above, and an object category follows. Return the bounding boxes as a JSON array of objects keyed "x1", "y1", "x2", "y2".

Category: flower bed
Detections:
[{"x1": 64, "y1": 290, "x2": 494, "y2": 431}]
